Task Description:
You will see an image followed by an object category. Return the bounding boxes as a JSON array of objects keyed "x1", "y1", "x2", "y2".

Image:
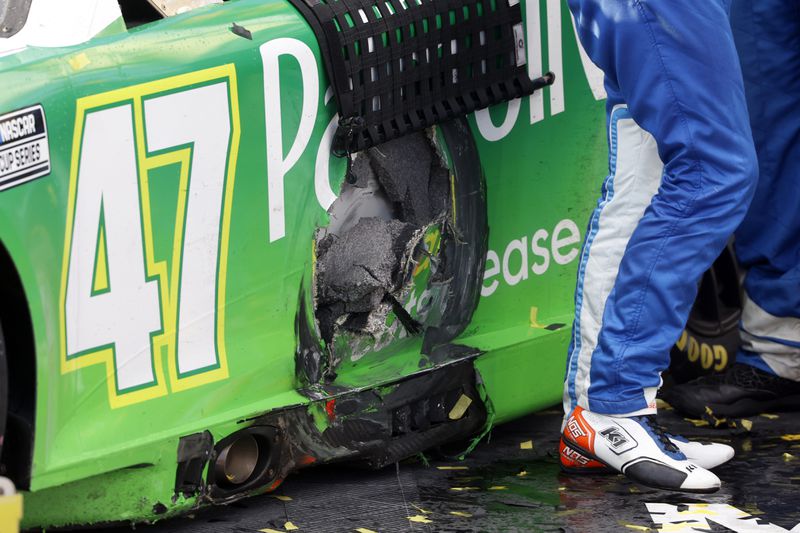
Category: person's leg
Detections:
[
  {"x1": 560, "y1": 0, "x2": 756, "y2": 491},
  {"x1": 663, "y1": 0, "x2": 800, "y2": 418},
  {"x1": 733, "y1": 0, "x2": 800, "y2": 380},
  {"x1": 563, "y1": 0, "x2": 757, "y2": 417}
]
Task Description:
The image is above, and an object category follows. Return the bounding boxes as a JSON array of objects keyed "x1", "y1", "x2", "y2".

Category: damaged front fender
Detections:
[{"x1": 296, "y1": 118, "x2": 488, "y2": 391}]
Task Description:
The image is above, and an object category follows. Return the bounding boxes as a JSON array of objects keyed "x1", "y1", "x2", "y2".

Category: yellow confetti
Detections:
[
  {"x1": 629, "y1": 486, "x2": 640, "y2": 494},
  {"x1": 450, "y1": 486, "x2": 480, "y2": 492},
  {"x1": 520, "y1": 440, "x2": 534, "y2": 450},
  {"x1": 272, "y1": 495, "x2": 293, "y2": 502},
  {"x1": 781, "y1": 434, "x2": 800, "y2": 441},
  {"x1": 741, "y1": 419, "x2": 753, "y2": 431},
  {"x1": 684, "y1": 418, "x2": 710, "y2": 428},
  {"x1": 437, "y1": 466, "x2": 469, "y2": 470},
  {"x1": 448, "y1": 394, "x2": 473, "y2": 420},
  {"x1": 558, "y1": 487, "x2": 566, "y2": 491},
  {"x1": 407, "y1": 515, "x2": 433, "y2": 524},
  {"x1": 259, "y1": 529, "x2": 284, "y2": 533},
  {"x1": 742, "y1": 439, "x2": 753, "y2": 453},
  {"x1": 516, "y1": 470, "x2": 528, "y2": 477},
  {"x1": 530, "y1": 306, "x2": 545, "y2": 328},
  {"x1": 449, "y1": 511, "x2": 472, "y2": 518},
  {"x1": 623, "y1": 525, "x2": 650, "y2": 531},
  {"x1": 488, "y1": 486, "x2": 507, "y2": 491},
  {"x1": 760, "y1": 413, "x2": 779, "y2": 420},
  {"x1": 284, "y1": 522, "x2": 299, "y2": 531},
  {"x1": 354, "y1": 529, "x2": 378, "y2": 533},
  {"x1": 411, "y1": 504, "x2": 432, "y2": 515},
  {"x1": 783, "y1": 453, "x2": 796, "y2": 462},
  {"x1": 659, "y1": 524, "x2": 699, "y2": 532},
  {"x1": 655, "y1": 399, "x2": 673, "y2": 410},
  {"x1": 68, "y1": 52, "x2": 91, "y2": 71}
]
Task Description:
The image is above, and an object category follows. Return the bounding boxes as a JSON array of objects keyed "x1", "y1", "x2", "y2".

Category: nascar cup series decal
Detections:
[{"x1": 0, "y1": 104, "x2": 51, "y2": 190}]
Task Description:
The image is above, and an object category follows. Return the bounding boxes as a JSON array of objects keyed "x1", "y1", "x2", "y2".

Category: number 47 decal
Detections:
[{"x1": 59, "y1": 66, "x2": 241, "y2": 408}]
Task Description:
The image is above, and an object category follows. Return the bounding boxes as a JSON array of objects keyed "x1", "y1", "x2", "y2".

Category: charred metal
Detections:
[
  {"x1": 295, "y1": 119, "x2": 488, "y2": 388},
  {"x1": 314, "y1": 131, "x2": 450, "y2": 346}
]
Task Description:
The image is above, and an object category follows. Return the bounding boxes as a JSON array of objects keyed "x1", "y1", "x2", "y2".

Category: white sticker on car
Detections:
[{"x1": 0, "y1": 104, "x2": 51, "y2": 190}]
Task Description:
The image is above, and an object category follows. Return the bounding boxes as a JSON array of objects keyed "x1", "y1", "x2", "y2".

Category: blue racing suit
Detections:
[
  {"x1": 563, "y1": 0, "x2": 759, "y2": 416},
  {"x1": 731, "y1": 0, "x2": 800, "y2": 381}
]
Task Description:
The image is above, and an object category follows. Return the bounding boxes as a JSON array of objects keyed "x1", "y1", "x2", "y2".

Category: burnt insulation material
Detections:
[
  {"x1": 369, "y1": 134, "x2": 435, "y2": 227},
  {"x1": 347, "y1": 152, "x2": 376, "y2": 188},
  {"x1": 427, "y1": 165, "x2": 451, "y2": 220},
  {"x1": 315, "y1": 216, "x2": 418, "y2": 342},
  {"x1": 314, "y1": 132, "x2": 450, "y2": 344},
  {"x1": 317, "y1": 217, "x2": 417, "y2": 312}
]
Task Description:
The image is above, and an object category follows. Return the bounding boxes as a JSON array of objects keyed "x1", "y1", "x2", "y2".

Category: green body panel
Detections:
[
  {"x1": 0, "y1": 0, "x2": 606, "y2": 527},
  {"x1": 466, "y1": 5, "x2": 606, "y2": 422}
]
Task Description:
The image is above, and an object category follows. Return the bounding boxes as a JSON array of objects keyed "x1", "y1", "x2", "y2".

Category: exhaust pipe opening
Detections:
[
  {"x1": 215, "y1": 434, "x2": 260, "y2": 486},
  {"x1": 209, "y1": 426, "x2": 281, "y2": 497}
]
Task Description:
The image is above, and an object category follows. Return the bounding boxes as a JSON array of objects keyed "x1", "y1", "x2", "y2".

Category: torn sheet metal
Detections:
[
  {"x1": 296, "y1": 119, "x2": 488, "y2": 389},
  {"x1": 203, "y1": 360, "x2": 487, "y2": 505},
  {"x1": 314, "y1": 131, "x2": 448, "y2": 346}
]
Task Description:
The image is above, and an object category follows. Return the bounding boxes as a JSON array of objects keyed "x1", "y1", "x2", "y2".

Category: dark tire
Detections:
[
  {"x1": 0, "y1": 324, "x2": 7, "y2": 458},
  {"x1": 421, "y1": 118, "x2": 487, "y2": 353},
  {"x1": 668, "y1": 242, "x2": 742, "y2": 384}
]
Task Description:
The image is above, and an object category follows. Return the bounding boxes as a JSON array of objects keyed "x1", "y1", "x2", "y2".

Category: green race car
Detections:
[{"x1": 0, "y1": 0, "x2": 614, "y2": 527}]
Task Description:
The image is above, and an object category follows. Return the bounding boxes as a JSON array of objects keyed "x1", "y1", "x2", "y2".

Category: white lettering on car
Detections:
[
  {"x1": 61, "y1": 67, "x2": 239, "y2": 408},
  {"x1": 475, "y1": 1, "x2": 606, "y2": 143},
  {"x1": 482, "y1": 218, "x2": 583, "y2": 297},
  {"x1": 258, "y1": 5, "x2": 606, "y2": 241},
  {"x1": 261, "y1": 38, "x2": 319, "y2": 243}
]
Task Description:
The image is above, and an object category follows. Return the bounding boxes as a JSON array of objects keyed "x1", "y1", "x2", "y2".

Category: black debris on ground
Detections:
[{"x1": 111, "y1": 408, "x2": 800, "y2": 532}]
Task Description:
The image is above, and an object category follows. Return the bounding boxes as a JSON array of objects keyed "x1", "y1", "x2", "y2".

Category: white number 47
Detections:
[{"x1": 59, "y1": 71, "x2": 239, "y2": 408}]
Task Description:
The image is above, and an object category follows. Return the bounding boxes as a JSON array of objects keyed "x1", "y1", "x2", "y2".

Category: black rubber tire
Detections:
[
  {"x1": 0, "y1": 324, "x2": 8, "y2": 459},
  {"x1": 421, "y1": 117, "x2": 487, "y2": 353},
  {"x1": 668, "y1": 241, "x2": 742, "y2": 384}
]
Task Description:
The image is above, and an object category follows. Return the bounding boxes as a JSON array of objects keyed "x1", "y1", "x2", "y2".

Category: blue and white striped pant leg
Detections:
[
  {"x1": 731, "y1": 0, "x2": 800, "y2": 381},
  {"x1": 563, "y1": 0, "x2": 758, "y2": 417},
  {"x1": 562, "y1": 105, "x2": 665, "y2": 418}
]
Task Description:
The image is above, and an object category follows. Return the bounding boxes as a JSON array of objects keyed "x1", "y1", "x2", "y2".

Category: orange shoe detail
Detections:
[
  {"x1": 559, "y1": 438, "x2": 608, "y2": 471},
  {"x1": 562, "y1": 406, "x2": 596, "y2": 454}
]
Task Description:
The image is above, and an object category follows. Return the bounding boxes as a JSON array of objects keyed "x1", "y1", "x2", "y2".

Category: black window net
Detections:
[{"x1": 287, "y1": 0, "x2": 554, "y2": 155}]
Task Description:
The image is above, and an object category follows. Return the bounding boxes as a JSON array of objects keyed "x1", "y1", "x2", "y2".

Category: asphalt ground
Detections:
[{"x1": 78, "y1": 402, "x2": 800, "y2": 533}]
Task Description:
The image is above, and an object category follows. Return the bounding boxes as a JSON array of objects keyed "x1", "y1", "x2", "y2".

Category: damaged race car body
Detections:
[{"x1": 0, "y1": 0, "x2": 608, "y2": 528}]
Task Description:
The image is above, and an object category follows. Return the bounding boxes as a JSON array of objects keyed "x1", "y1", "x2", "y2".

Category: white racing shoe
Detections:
[
  {"x1": 560, "y1": 432, "x2": 733, "y2": 473},
  {"x1": 562, "y1": 407, "x2": 721, "y2": 493},
  {"x1": 669, "y1": 434, "x2": 734, "y2": 469}
]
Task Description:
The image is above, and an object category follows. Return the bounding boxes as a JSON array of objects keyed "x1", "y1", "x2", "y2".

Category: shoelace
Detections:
[{"x1": 634, "y1": 415, "x2": 680, "y2": 454}]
